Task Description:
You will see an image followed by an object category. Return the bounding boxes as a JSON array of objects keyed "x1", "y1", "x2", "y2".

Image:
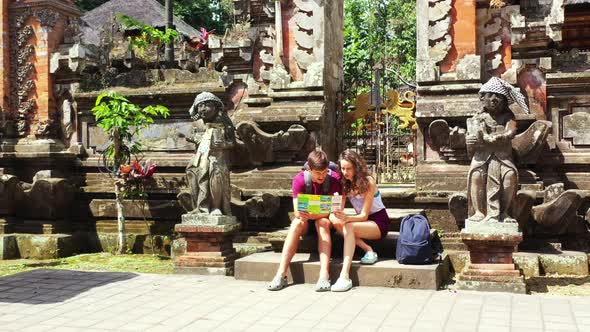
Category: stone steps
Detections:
[
  {"x1": 267, "y1": 208, "x2": 425, "y2": 254},
  {"x1": 446, "y1": 250, "x2": 590, "y2": 278},
  {"x1": 234, "y1": 251, "x2": 448, "y2": 290},
  {"x1": 268, "y1": 229, "x2": 439, "y2": 259}
]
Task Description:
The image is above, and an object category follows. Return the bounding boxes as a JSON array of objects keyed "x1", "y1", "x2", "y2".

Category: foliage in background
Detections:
[
  {"x1": 75, "y1": 0, "x2": 233, "y2": 35},
  {"x1": 118, "y1": 14, "x2": 179, "y2": 66},
  {"x1": 92, "y1": 91, "x2": 170, "y2": 254},
  {"x1": 93, "y1": 91, "x2": 170, "y2": 170},
  {"x1": 163, "y1": 0, "x2": 234, "y2": 34},
  {"x1": 343, "y1": 0, "x2": 416, "y2": 105}
]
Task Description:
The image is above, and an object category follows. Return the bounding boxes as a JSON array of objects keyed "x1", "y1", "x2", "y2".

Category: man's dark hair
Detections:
[{"x1": 307, "y1": 150, "x2": 329, "y2": 171}]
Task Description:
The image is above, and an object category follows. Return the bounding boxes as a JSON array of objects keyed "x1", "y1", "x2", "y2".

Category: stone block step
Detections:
[
  {"x1": 446, "y1": 250, "x2": 590, "y2": 278},
  {"x1": 235, "y1": 251, "x2": 447, "y2": 290},
  {"x1": 233, "y1": 243, "x2": 272, "y2": 258},
  {"x1": 269, "y1": 229, "x2": 438, "y2": 258},
  {"x1": 0, "y1": 234, "x2": 73, "y2": 259},
  {"x1": 342, "y1": 208, "x2": 424, "y2": 231}
]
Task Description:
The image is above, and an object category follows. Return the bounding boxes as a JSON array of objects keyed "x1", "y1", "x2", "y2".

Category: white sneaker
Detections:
[
  {"x1": 315, "y1": 276, "x2": 331, "y2": 292},
  {"x1": 267, "y1": 275, "x2": 288, "y2": 291},
  {"x1": 330, "y1": 276, "x2": 352, "y2": 292}
]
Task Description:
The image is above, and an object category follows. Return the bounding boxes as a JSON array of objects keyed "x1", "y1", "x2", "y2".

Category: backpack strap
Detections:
[
  {"x1": 304, "y1": 169, "x2": 332, "y2": 195},
  {"x1": 304, "y1": 170, "x2": 313, "y2": 194},
  {"x1": 322, "y1": 169, "x2": 332, "y2": 195}
]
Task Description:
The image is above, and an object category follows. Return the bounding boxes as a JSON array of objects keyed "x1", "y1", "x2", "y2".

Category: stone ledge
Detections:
[
  {"x1": 446, "y1": 250, "x2": 590, "y2": 278},
  {"x1": 175, "y1": 223, "x2": 240, "y2": 233},
  {"x1": 0, "y1": 234, "x2": 73, "y2": 259},
  {"x1": 181, "y1": 213, "x2": 238, "y2": 226},
  {"x1": 235, "y1": 251, "x2": 447, "y2": 290},
  {"x1": 539, "y1": 251, "x2": 589, "y2": 276},
  {"x1": 174, "y1": 266, "x2": 233, "y2": 276},
  {"x1": 454, "y1": 279, "x2": 526, "y2": 294}
]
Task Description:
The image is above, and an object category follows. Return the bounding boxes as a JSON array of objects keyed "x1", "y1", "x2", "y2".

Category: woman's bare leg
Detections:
[{"x1": 340, "y1": 221, "x2": 381, "y2": 279}]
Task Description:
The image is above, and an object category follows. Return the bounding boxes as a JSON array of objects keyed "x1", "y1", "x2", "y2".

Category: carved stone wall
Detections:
[
  {"x1": 5, "y1": 1, "x2": 80, "y2": 139},
  {"x1": 416, "y1": 0, "x2": 590, "y2": 239}
]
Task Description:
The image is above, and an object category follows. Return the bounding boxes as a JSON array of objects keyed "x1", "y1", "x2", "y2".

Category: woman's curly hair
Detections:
[{"x1": 339, "y1": 149, "x2": 370, "y2": 195}]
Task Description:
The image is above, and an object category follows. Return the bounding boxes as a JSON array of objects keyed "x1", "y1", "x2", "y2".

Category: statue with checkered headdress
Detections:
[
  {"x1": 466, "y1": 77, "x2": 530, "y2": 224},
  {"x1": 182, "y1": 92, "x2": 236, "y2": 216}
]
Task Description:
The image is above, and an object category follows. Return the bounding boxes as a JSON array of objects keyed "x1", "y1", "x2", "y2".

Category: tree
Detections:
[
  {"x1": 343, "y1": 0, "x2": 416, "y2": 105},
  {"x1": 92, "y1": 92, "x2": 170, "y2": 254},
  {"x1": 74, "y1": 0, "x2": 234, "y2": 34},
  {"x1": 118, "y1": 14, "x2": 179, "y2": 67},
  {"x1": 159, "y1": 0, "x2": 234, "y2": 35}
]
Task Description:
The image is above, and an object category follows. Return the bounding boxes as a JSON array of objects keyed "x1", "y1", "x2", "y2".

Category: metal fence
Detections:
[{"x1": 342, "y1": 104, "x2": 416, "y2": 184}]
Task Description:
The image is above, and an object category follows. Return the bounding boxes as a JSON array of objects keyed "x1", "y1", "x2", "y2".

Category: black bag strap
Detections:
[
  {"x1": 304, "y1": 169, "x2": 332, "y2": 195},
  {"x1": 322, "y1": 169, "x2": 332, "y2": 194},
  {"x1": 304, "y1": 170, "x2": 312, "y2": 194}
]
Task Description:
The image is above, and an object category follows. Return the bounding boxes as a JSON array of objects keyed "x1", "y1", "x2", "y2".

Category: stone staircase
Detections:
[
  {"x1": 267, "y1": 208, "x2": 426, "y2": 255},
  {"x1": 234, "y1": 208, "x2": 451, "y2": 289},
  {"x1": 235, "y1": 252, "x2": 446, "y2": 290}
]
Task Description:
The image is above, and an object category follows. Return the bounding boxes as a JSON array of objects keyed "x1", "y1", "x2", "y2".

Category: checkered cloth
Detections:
[
  {"x1": 189, "y1": 92, "x2": 224, "y2": 118},
  {"x1": 479, "y1": 77, "x2": 530, "y2": 114}
]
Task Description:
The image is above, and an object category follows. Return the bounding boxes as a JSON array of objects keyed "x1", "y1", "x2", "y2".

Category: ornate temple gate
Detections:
[{"x1": 341, "y1": 71, "x2": 417, "y2": 184}]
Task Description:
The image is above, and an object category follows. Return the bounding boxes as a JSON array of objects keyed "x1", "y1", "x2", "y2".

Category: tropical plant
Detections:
[
  {"x1": 92, "y1": 91, "x2": 170, "y2": 254},
  {"x1": 343, "y1": 0, "x2": 416, "y2": 106},
  {"x1": 117, "y1": 14, "x2": 179, "y2": 67}
]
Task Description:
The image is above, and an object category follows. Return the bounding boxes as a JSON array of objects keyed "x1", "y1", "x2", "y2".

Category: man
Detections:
[{"x1": 267, "y1": 150, "x2": 341, "y2": 291}]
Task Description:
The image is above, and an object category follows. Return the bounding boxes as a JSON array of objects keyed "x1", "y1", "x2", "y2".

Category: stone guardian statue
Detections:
[
  {"x1": 465, "y1": 77, "x2": 530, "y2": 224},
  {"x1": 184, "y1": 92, "x2": 235, "y2": 216}
]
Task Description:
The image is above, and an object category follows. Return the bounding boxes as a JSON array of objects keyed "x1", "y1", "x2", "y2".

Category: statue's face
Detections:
[
  {"x1": 480, "y1": 92, "x2": 507, "y2": 115},
  {"x1": 197, "y1": 101, "x2": 220, "y2": 121}
]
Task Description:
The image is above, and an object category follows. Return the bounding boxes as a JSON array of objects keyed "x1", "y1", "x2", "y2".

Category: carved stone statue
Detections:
[
  {"x1": 465, "y1": 77, "x2": 530, "y2": 224},
  {"x1": 181, "y1": 92, "x2": 236, "y2": 216}
]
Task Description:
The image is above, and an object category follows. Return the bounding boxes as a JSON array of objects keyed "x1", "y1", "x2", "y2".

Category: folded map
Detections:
[{"x1": 297, "y1": 194, "x2": 343, "y2": 214}]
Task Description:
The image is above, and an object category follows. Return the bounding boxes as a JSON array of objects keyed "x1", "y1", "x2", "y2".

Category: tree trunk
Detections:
[
  {"x1": 113, "y1": 129, "x2": 127, "y2": 254},
  {"x1": 115, "y1": 183, "x2": 127, "y2": 254}
]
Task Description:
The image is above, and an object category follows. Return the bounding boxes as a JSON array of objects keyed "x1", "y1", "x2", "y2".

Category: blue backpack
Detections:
[{"x1": 396, "y1": 214, "x2": 434, "y2": 265}]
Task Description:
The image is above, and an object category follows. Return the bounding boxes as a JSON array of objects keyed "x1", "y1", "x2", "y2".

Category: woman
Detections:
[{"x1": 329, "y1": 149, "x2": 389, "y2": 292}]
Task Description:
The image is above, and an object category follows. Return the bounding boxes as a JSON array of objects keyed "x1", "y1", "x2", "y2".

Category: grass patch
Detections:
[{"x1": 0, "y1": 253, "x2": 174, "y2": 277}]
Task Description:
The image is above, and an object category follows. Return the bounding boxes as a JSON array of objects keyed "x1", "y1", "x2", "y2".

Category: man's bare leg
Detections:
[
  {"x1": 275, "y1": 218, "x2": 308, "y2": 278},
  {"x1": 315, "y1": 218, "x2": 332, "y2": 280}
]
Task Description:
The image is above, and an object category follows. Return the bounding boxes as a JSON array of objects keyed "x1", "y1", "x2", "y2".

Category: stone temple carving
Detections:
[
  {"x1": 178, "y1": 92, "x2": 235, "y2": 216},
  {"x1": 235, "y1": 121, "x2": 308, "y2": 165},
  {"x1": 448, "y1": 76, "x2": 553, "y2": 234},
  {"x1": 465, "y1": 77, "x2": 527, "y2": 224}
]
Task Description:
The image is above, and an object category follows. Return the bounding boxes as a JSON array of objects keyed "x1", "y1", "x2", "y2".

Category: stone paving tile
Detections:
[
  {"x1": 477, "y1": 326, "x2": 510, "y2": 332},
  {"x1": 377, "y1": 325, "x2": 411, "y2": 332},
  {"x1": 510, "y1": 319, "x2": 544, "y2": 329},
  {"x1": 2, "y1": 270, "x2": 590, "y2": 332},
  {"x1": 543, "y1": 322, "x2": 579, "y2": 331}
]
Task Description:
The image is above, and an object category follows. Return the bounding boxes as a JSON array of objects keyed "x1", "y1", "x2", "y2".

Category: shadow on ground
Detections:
[{"x1": 0, "y1": 268, "x2": 137, "y2": 304}]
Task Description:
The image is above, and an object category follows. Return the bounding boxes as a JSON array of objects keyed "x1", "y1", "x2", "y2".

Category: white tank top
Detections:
[{"x1": 349, "y1": 190, "x2": 386, "y2": 215}]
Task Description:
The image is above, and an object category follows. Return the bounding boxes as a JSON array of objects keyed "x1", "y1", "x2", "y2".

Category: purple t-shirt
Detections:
[{"x1": 292, "y1": 170, "x2": 341, "y2": 198}]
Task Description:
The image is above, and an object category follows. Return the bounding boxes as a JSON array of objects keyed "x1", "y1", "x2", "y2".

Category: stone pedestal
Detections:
[
  {"x1": 456, "y1": 221, "x2": 526, "y2": 294},
  {"x1": 173, "y1": 214, "x2": 240, "y2": 276}
]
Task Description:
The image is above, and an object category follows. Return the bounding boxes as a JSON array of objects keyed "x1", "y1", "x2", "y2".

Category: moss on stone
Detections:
[{"x1": 539, "y1": 251, "x2": 589, "y2": 276}]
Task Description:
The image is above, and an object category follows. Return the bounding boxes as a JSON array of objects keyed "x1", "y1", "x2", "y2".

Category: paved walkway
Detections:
[{"x1": 0, "y1": 269, "x2": 588, "y2": 332}]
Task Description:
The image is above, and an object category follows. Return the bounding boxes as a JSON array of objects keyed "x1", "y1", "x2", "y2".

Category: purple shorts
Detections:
[{"x1": 369, "y1": 208, "x2": 389, "y2": 239}]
